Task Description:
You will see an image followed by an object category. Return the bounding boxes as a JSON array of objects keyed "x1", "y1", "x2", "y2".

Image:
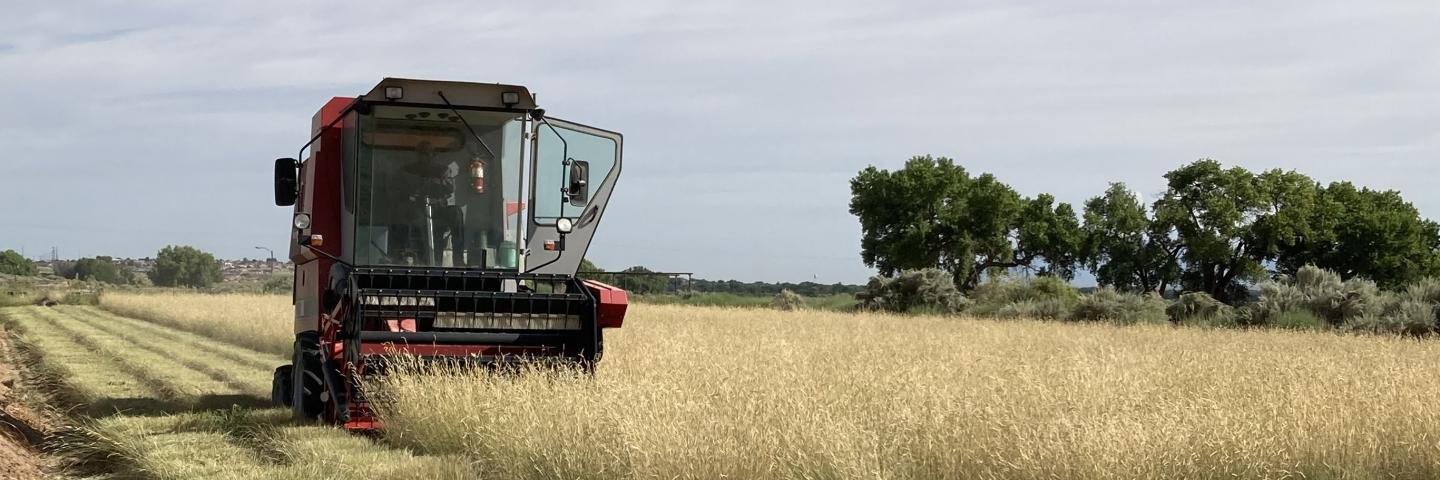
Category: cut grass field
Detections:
[
  {"x1": 96, "y1": 291, "x2": 1440, "y2": 479},
  {"x1": 0, "y1": 305, "x2": 472, "y2": 479}
]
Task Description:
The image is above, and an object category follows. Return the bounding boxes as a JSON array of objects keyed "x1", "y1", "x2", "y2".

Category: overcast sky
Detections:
[{"x1": 1, "y1": 1, "x2": 1436, "y2": 284}]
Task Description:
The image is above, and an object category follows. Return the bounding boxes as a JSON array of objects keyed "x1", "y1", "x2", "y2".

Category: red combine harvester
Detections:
[{"x1": 269, "y1": 78, "x2": 627, "y2": 430}]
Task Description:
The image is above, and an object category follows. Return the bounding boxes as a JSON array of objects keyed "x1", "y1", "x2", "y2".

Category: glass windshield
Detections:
[{"x1": 354, "y1": 106, "x2": 524, "y2": 268}]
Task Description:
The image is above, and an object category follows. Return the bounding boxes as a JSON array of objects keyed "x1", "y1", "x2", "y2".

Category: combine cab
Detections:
[{"x1": 269, "y1": 78, "x2": 627, "y2": 429}]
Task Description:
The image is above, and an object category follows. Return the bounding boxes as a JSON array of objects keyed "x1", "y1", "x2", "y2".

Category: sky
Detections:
[{"x1": 0, "y1": 0, "x2": 1436, "y2": 285}]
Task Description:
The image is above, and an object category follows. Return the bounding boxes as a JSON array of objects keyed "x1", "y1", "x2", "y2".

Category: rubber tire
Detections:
[
  {"x1": 291, "y1": 332, "x2": 325, "y2": 422},
  {"x1": 271, "y1": 365, "x2": 293, "y2": 407}
]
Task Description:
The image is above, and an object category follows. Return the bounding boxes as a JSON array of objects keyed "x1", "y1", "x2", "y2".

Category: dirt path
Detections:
[{"x1": 0, "y1": 322, "x2": 60, "y2": 480}]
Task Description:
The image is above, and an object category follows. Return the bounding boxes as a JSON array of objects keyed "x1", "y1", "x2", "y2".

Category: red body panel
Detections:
[
  {"x1": 583, "y1": 280, "x2": 628, "y2": 329},
  {"x1": 291, "y1": 97, "x2": 354, "y2": 334}
]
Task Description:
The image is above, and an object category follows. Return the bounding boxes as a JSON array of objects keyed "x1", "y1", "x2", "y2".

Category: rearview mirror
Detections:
[
  {"x1": 566, "y1": 159, "x2": 589, "y2": 206},
  {"x1": 274, "y1": 158, "x2": 299, "y2": 206}
]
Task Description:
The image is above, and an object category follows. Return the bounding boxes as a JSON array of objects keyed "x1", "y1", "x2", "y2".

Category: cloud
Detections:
[{"x1": 0, "y1": 0, "x2": 1437, "y2": 283}]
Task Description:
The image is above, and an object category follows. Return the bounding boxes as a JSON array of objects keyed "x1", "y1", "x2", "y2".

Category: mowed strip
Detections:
[
  {"x1": 0, "y1": 306, "x2": 156, "y2": 410},
  {"x1": 93, "y1": 409, "x2": 477, "y2": 480},
  {"x1": 2, "y1": 306, "x2": 475, "y2": 479},
  {"x1": 27, "y1": 306, "x2": 245, "y2": 410},
  {"x1": 60, "y1": 306, "x2": 277, "y2": 397}
]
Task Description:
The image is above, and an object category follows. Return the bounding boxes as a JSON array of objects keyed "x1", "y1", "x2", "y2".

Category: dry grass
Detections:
[
  {"x1": 68, "y1": 293, "x2": 1440, "y2": 478},
  {"x1": 372, "y1": 304, "x2": 1440, "y2": 480},
  {"x1": 100, "y1": 291, "x2": 293, "y2": 355}
]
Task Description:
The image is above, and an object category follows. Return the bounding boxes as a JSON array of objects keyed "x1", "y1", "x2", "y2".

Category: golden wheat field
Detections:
[{"x1": 97, "y1": 292, "x2": 1440, "y2": 479}]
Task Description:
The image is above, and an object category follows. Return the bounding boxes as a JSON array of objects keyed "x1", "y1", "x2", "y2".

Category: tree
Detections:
[
  {"x1": 0, "y1": 250, "x2": 36, "y2": 276},
  {"x1": 1081, "y1": 183, "x2": 1180, "y2": 294},
  {"x1": 149, "y1": 245, "x2": 223, "y2": 288},
  {"x1": 1275, "y1": 182, "x2": 1440, "y2": 288},
  {"x1": 614, "y1": 266, "x2": 667, "y2": 294},
  {"x1": 849, "y1": 156, "x2": 1082, "y2": 291},
  {"x1": 71, "y1": 256, "x2": 133, "y2": 284},
  {"x1": 1151, "y1": 160, "x2": 1325, "y2": 302},
  {"x1": 1014, "y1": 194, "x2": 1084, "y2": 280}
]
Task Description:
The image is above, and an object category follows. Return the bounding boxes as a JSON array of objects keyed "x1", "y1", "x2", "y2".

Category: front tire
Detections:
[
  {"x1": 291, "y1": 332, "x2": 325, "y2": 421},
  {"x1": 271, "y1": 365, "x2": 293, "y2": 407}
]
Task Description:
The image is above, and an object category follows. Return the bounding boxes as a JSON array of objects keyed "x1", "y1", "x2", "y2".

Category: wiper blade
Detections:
[{"x1": 435, "y1": 90, "x2": 497, "y2": 159}]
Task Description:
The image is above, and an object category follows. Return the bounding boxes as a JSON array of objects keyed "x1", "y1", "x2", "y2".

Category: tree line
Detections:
[
  {"x1": 0, "y1": 246, "x2": 223, "y2": 288},
  {"x1": 579, "y1": 260, "x2": 863, "y2": 296},
  {"x1": 850, "y1": 156, "x2": 1439, "y2": 302}
]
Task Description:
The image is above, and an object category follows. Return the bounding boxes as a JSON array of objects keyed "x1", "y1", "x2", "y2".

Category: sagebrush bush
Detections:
[
  {"x1": 1385, "y1": 300, "x2": 1435, "y2": 336},
  {"x1": 771, "y1": 289, "x2": 806, "y2": 311},
  {"x1": 1400, "y1": 278, "x2": 1440, "y2": 330},
  {"x1": 996, "y1": 298, "x2": 1072, "y2": 320},
  {"x1": 1167, "y1": 292, "x2": 1236, "y2": 327},
  {"x1": 855, "y1": 268, "x2": 969, "y2": 314},
  {"x1": 1249, "y1": 266, "x2": 1386, "y2": 328},
  {"x1": 1070, "y1": 287, "x2": 1168, "y2": 325},
  {"x1": 970, "y1": 276, "x2": 1081, "y2": 318}
]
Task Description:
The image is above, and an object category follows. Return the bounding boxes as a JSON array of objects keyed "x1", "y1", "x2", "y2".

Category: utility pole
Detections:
[{"x1": 255, "y1": 246, "x2": 276, "y2": 274}]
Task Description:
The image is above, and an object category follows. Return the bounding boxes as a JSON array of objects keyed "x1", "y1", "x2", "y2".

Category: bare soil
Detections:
[{"x1": 0, "y1": 323, "x2": 61, "y2": 480}]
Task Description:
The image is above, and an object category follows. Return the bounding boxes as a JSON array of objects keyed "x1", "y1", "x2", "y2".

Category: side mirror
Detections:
[
  {"x1": 274, "y1": 158, "x2": 299, "y2": 206},
  {"x1": 566, "y1": 159, "x2": 589, "y2": 206}
]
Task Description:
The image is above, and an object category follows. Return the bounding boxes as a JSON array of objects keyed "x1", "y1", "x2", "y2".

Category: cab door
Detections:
[{"x1": 526, "y1": 118, "x2": 622, "y2": 274}]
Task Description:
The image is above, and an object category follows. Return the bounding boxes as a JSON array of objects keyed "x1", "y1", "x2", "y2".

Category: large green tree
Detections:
[
  {"x1": 149, "y1": 245, "x2": 223, "y2": 288},
  {"x1": 1080, "y1": 183, "x2": 1180, "y2": 294},
  {"x1": 71, "y1": 256, "x2": 133, "y2": 284},
  {"x1": 1275, "y1": 182, "x2": 1440, "y2": 288},
  {"x1": 1152, "y1": 160, "x2": 1259, "y2": 302},
  {"x1": 1151, "y1": 160, "x2": 1326, "y2": 301},
  {"x1": 849, "y1": 156, "x2": 1081, "y2": 291},
  {"x1": 0, "y1": 250, "x2": 36, "y2": 276}
]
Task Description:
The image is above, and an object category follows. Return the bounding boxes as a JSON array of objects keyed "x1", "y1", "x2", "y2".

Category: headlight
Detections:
[
  {"x1": 293, "y1": 213, "x2": 312, "y2": 230},
  {"x1": 556, "y1": 218, "x2": 573, "y2": 234}
]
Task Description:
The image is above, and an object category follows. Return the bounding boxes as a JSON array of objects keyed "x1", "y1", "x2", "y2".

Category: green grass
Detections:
[{"x1": 0, "y1": 305, "x2": 474, "y2": 479}]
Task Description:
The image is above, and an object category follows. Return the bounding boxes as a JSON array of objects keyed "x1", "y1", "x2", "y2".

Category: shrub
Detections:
[
  {"x1": 1167, "y1": 292, "x2": 1236, "y2": 327},
  {"x1": 1249, "y1": 266, "x2": 1385, "y2": 328},
  {"x1": 1399, "y1": 277, "x2": 1440, "y2": 330},
  {"x1": 1380, "y1": 300, "x2": 1434, "y2": 336},
  {"x1": 261, "y1": 273, "x2": 293, "y2": 294},
  {"x1": 1270, "y1": 310, "x2": 1326, "y2": 331},
  {"x1": 855, "y1": 268, "x2": 969, "y2": 314},
  {"x1": 1070, "y1": 287, "x2": 1168, "y2": 325},
  {"x1": 1339, "y1": 288, "x2": 1435, "y2": 336},
  {"x1": 996, "y1": 298, "x2": 1072, "y2": 320},
  {"x1": 771, "y1": 289, "x2": 806, "y2": 311},
  {"x1": 969, "y1": 276, "x2": 1081, "y2": 318}
]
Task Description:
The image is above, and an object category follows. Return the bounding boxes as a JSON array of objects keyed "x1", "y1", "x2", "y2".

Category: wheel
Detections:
[
  {"x1": 291, "y1": 332, "x2": 325, "y2": 421},
  {"x1": 271, "y1": 365, "x2": 293, "y2": 407}
]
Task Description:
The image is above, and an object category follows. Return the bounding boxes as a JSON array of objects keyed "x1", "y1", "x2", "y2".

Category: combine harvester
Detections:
[{"x1": 269, "y1": 78, "x2": 628, "y2": 430}]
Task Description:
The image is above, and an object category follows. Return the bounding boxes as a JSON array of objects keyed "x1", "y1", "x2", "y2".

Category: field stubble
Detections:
[
  {"x1": 1, "y1": 304, "x2": 471, "y2": 479},
  {"x1": 98, "y1": 292, "x2": 1440, "y2": 479}
]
